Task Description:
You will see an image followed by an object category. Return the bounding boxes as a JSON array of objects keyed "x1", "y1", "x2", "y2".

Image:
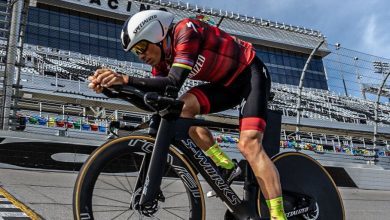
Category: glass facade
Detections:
[
  {"x1": 25, "y1": 3, "x2": 138, "y2": 62},
  {"x1": 255, "y1": 45, "x2": 328, "y2": 90},
  {"x1": 24, "y1": 3, "x2": 328, "y2": 90}
]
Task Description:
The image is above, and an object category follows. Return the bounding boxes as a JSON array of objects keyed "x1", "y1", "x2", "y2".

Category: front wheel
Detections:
[
  {"x1": 73, "y1": 136, "x2": 205, "y2": 220},
  {"x1": 258, "y1": 152, "x2": 345, "y2": 220}
]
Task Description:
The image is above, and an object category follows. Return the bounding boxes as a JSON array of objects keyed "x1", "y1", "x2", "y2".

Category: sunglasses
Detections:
[{"x1": 131, "y1": 41, "x2": 149, "y2": 55}]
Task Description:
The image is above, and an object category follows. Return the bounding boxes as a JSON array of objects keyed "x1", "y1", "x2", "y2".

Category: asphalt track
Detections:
[{"x1": 0, "y1": 166, "x2": 389, "y2": 220}]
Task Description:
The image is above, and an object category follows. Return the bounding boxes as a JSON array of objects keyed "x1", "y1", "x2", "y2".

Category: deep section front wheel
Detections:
[
  {"x1": 73, "y1": 136, "x2": 205, "y2": 220},
  {"x1": 258, "y1": 152, "x2": 345, "y2": 220}
]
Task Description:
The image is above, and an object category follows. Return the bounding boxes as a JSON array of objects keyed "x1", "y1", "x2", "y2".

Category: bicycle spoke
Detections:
[
  {"x1": 127, "y1": 211, "x2": 136, "y2": 220},
  {"x1": 97, "y1": 178, "x2": 133, "y2": 194},
  {"x1": 93, "y1": 204, "x2": 129, "y2": 209},
  {"x1": 94, "y1": 208, "x2": 130, "y2": 213},
  {"x1": 164, "y1": 191, "x2": 187, "y2": 200},
  {"x1": 111, "y1": 209, "x2": 130, "y2": 220},
  {"x1": 124, "y1": 172, "x2": 134, "y2": 193},
  {"x1": 161, "y1": 206, "x2": 189, "y2": 212},
  {"x1": 94, "y1": 194, "x2": 130, "y2": 206},
  {"x1": 161, "y1": 207, "x2": 186, "y2": 220},
  {"x1": 160, "y1": 179, "x2": 176, "y2": 191},
  {"x1": 114, "y1": 175, "x2": 132, "y2": 193}
]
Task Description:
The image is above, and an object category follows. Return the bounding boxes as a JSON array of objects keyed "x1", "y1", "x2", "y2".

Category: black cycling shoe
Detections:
[{"x1": 221, "y1": 161, "x2": 242, "y2": 185}]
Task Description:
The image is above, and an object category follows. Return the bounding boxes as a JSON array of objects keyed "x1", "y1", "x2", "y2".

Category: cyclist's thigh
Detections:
[
  {"x1": 186, "y1": 83, "x2": 242, "y2": 114},
  {"x1": 239, "y1": 56, "x2": 271, "y2": 131}
]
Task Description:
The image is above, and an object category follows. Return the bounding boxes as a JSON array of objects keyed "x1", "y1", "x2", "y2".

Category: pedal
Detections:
[{"x1": 206, "y1": 190, "x2": 217, "y2": 198}]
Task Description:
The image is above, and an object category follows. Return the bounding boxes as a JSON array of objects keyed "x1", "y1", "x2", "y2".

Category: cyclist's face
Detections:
[{"x1": 137, "y1": 42, "x2": 161, "y2": 66}]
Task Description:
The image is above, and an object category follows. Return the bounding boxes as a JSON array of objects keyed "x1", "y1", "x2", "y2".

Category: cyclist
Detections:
[{"x1": 88, "y1": 10, "x2": 287, "y2": 219}]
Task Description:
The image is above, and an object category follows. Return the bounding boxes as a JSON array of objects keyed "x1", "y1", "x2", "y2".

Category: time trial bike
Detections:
[{"x1": 73, "y1": 85, "x2": 344, "y2": 220}]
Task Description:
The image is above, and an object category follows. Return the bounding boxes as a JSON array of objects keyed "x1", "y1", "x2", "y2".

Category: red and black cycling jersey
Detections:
[{"x1": 152, "y1": 18, "x2": 255, "y2": 86}]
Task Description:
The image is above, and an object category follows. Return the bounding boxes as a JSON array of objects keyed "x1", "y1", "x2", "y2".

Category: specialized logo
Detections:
[
  {"x1": 239, "y1": 99, "x2": 247, "y2": 116},
  {"x1": 133, "y1": 15, "x2": 157, "y2": 34},
  {"x1": 188, "y1": 54, "x2": 206, "y2": 78},
  {"x1": 263, "y1": 66, "x2": 268, "y2": 78},
  {"x1": 181, "y1": 139, "x2": 241, "y2": 205},
  {"x1": 286, "y1": 207, "x2": 309, "y2": 218}
]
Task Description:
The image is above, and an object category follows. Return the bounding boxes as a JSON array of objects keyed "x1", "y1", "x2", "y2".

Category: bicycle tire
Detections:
[
  {"x1": 73, "y1": 135, "x2": 205, "y2": 220},
  {"x1": 258, "y1": 152, "x2": 345, "y2": 220}
]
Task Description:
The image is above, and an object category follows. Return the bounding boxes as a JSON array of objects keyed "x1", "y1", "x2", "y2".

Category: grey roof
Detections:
[
  {"x1": 39, "y1": 0, "x2": 329, "y2": 55},
  {"x1": 128, "y1": 0, "x2": 330, "y2": 55}
]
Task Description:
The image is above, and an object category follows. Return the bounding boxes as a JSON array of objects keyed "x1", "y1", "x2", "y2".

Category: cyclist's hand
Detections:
[
  {"x1": 88, "y1": 75, "x2": 104, "y2": 93},
  {"x1": 88, "y1": 68, "x2": 128, "y2": 93}
]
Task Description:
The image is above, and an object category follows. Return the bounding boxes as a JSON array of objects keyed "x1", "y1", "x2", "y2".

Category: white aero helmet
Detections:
[{"x1": 121, "y1": 10, "x2": 174, "y2": 52}]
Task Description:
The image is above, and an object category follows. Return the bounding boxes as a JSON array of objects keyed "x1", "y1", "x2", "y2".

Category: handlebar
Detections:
[
  {"x1": 102, "y1": 85, "x2": 182, "y2": 112},
  {"x1": 103, "y1": 85, "x2": 183, "y2": 136}
]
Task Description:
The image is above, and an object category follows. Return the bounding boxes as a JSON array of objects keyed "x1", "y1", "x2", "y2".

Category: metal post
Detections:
[
  {"x1": 335, "y1": 43, "x2": 348, "y2": 96},
  {"x1": 296, "y1": 40, "x2": 325, "y2": 135},
  {"x1": 373, "y1": 70, "x2": 390, "y2": 164},
  {"x1": 354, "y1": 57, "x2": 365, "y2": 99},
  {"x1": 1, "y1": 0, "x2": 24, "y2": 130}
]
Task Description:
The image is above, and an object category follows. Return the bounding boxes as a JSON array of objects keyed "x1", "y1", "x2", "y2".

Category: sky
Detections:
[{"x1": 185, "y1": 0, "x2": 390, "y2": 59}]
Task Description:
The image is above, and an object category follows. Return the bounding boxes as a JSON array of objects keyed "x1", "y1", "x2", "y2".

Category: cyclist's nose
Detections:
[{"x1": 139, "y1": 53, "x2": 146, "y2": 61}]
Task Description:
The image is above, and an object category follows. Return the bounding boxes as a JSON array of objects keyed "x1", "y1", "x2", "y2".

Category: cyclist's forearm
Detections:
[{"x1": 127, "y1": 66, "x2": 190, "y2": 93}]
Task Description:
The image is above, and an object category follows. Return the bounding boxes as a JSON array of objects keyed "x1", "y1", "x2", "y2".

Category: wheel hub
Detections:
[{"x1": 130, "y1": 188, "x2": 159, "y2": 217}]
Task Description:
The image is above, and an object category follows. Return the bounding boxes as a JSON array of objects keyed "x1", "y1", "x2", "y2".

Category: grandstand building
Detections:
[
  {"x1": 25, "y1": 0, "x2": 329, "y2": 89},
  {"x1": 1, "y1": 0, "x2": 390, "y2": 190}
]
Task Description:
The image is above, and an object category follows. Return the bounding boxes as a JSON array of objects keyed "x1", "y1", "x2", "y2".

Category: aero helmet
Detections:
[{"x1": 121, "y1": 10, "x2": 174, "y2": 52}]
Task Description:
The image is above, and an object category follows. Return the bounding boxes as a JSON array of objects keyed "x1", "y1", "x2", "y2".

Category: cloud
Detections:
[
  {"x1": 185, "y1": 0, "x2": 390, "y2": 58},
  {"x1": 361, "y1": 15, "x2": 390, "y2": 58},
  {"x1": 362, "y1": 16, "x2": 378, "y2": 51}
]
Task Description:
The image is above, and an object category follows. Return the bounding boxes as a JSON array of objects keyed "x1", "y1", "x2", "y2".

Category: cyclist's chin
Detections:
[{"x1": 148, "y1": 59, "x2": 159, "y2": 66}]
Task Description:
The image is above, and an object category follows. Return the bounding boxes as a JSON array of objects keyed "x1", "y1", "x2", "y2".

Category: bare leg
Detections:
[
  {"x1": 180, "y1": 93, "x2": 236, "y2": 171},
  {"x1": 237, "y1": 130, "x2": 282, "y2": 199},
  {"x1": 179, "y1": 93, "x2": 214, "y2": 151}
]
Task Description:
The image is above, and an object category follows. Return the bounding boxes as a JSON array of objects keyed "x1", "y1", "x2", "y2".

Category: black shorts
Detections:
[{"x1": 187, "y1": 56, "x2": 271, "y2": 132}]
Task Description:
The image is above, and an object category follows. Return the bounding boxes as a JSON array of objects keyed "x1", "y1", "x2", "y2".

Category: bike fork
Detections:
[
  {"x1": 138, "y1": 118, "x2": 175, "y2": 206},
  {"x1": 129, "y1": 152, "x2": 151, "y2": 209}
]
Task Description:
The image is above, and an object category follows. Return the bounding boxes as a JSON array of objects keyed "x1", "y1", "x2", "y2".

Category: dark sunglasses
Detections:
[{"x1": 131, "y1": 41, "x2": 149, "y2": 55}]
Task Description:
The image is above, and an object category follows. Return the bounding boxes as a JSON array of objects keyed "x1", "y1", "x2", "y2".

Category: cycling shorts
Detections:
[{"x1": 187, "y1": 56, "x2": 271, "y2": 132}]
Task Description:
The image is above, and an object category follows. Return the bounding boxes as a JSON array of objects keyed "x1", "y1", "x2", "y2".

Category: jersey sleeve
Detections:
[
  {"x1": 172, "y1": 19, "x2": 202, "y2": 71},
  {"x1": 151, "y1": 62, "x2": 169, "y2": 77}
]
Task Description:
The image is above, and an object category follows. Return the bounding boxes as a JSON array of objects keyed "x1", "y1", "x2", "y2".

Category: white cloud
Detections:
[
  {"x1": 361, "y1": 15, "x2": 390, "y2": 58},
  {"x1": 185, "y1": 0, "x2": 390, "y2": 58}
]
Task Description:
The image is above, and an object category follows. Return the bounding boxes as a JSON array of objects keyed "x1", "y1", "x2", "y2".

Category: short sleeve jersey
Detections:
[{"x1": 151, "y1": 18, "x2": 255, "y2": 86}]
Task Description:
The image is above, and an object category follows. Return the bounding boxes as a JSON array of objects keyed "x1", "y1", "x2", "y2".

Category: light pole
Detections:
[
  {"x1": 372, "y1": 61, "x2": 390, "y2": 165},
  {"x1": 296, "y1": 40, "x2": 325, "y2": 136},
  {"x1": 335, "y1": 43, "x2": 349, "y2": 96},
  {"x1": 354, "y1": 57, "x2": 365, "y2": 99}
]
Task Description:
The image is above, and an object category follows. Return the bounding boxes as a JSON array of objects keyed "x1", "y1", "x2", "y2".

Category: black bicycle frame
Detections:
[
  {"x1": 104, "y1": 86, "x2": 318, "y2": 219},
  {"x1": 138, "y1": 114, "x2": 261, "y2": 219}
]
